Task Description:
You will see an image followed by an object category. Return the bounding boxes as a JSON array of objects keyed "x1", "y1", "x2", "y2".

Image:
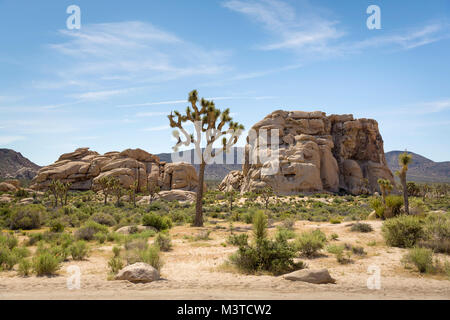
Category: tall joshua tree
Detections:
[
  {"x1": 396, "y1": 151, "x2": 412, "y2": 214},
  {"x1": 168, "y1": 89, "x2": 244, "y2": 227}
]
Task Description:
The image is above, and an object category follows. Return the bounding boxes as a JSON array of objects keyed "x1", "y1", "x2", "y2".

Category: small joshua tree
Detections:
[
  {"x1": 98, "y1": 176, "x2": 113, "y2": 205},
  {"x1": 148, "y1": 182, "x2": 160, "y2": 204},
  {"x1": 49, "y1": 180, "x2": 60, "y2": 208},
  {"x1": 128, "y1": 181, "x2": 138, "y2": 207},
  {"x1": 377, "y1": 178, "x2": 393, "y2": 204},
  {"x1": 225, "y1": 190, "x2": 238, "y2": 213},
  {"x1": 396, "y1": 151, "x2": 412, "y2": 214},
  {"x1": 108, "y1": 177, "x2": 123, "y2": 207},
  {"x1": 168, "y1": 89, "x2": 244, "y2": 227},
  {"x1": 258, "y1": 186, "x2": 274, "y2": 211}
]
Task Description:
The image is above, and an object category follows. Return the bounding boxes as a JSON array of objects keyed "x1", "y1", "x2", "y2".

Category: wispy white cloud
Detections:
[
  {"x1": 46, "y1": 21, "x2": 230, "y2": 89},
  {"x1": 135, "y1": 111, "x2": 168, "y2": 117},
  {"x1": 224, "y1": 0, "x2": 450, "y2": 58},
  {"x1": 70, "y1": 88, "x2": 135, "y2": 101},
  {"x1": 142, "y1": 125, "x2": 171, "y2": 132},
  {"x1": 0, "y1": 135, "x2": 25, "y2": 145}
]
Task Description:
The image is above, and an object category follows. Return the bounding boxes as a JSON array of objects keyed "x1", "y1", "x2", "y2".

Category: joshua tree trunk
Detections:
[
  {"x1": 104, "y1": 193, "x2": 108, "y2": 205},
  {"x1": 194, "y1": 161, "x2": 206, "y2": 227},
  {"x1": 401, "y1": 174, "x2": 409, "y2": 214}
]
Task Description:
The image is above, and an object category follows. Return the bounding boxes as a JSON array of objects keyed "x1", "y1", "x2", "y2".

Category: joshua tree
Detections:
[
  {"x1": 148, "y1": 182, "x2": 160, "y2": 204},
  {"x1": 258, "y1": 186, "x2": 274, "y2": 211},
  {"x1": 377, "y1": 178, "x2": 393, "y2": 204},
  {"x1": 396, "y1": 151, "x2": 412, "y2": 214},
  {"x1": 225, "y1": 190, "x2": 238, "y2": 213},
  {"x1": 128, "y1": 181, "x2": 139, "y2": 207},
  {"x1": 108, "y1": 177, "x2": 123, "y2": 207},
  {"x1": 60, "y1": 182, "x2": 71, "y2": 206},
  {"x1": 49, "y1": 180, "x2": 60, "y2": 207},
  {"x1": 168, "y1": 89, "x2": 244, "y2": 227},
  {"x1": 98, "y1": 176, "x2": 113, "y2": 205}
]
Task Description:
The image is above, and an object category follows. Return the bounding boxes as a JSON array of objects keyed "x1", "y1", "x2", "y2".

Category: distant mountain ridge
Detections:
[
  {"x1": 385, "y1": 151, "x2": 450, "y2": 183},
  {"x1": 0, "y1": 149, "x2": 41, "y2": 180}
]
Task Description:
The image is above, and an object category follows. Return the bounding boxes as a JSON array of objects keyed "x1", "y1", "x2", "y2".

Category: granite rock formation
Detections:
[
  {"x1": 220, "y1": 110, "x2": 394, "y2": 195},
  {"x1": 31, "y1": 147, "x2": 201, "y2": 193}
]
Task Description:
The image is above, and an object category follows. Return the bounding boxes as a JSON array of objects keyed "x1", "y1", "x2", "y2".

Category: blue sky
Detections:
[{"x1": 0, "y1": 0, "x2": 449, "y2": 165}]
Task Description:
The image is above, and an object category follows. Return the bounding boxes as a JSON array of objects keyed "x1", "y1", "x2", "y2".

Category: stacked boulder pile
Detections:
[
  {"x1": 31, "y1": 148, "x2": 201, "y2": 201},
  {"x1": 220, "y1": 110, "x2": 394, "y2": 195}
]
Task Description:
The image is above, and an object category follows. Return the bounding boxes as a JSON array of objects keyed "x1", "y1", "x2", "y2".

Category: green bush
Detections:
[
  {"x1": 94, "y1": 232, "x2": 107, "y2": 244},
  {"x1": 419, "y1": 213, "x2": 450, "y2": 254},
  {"x1": 18, "y1": 259, "x2": 32, "y2": 276},
  {"x1": 142, "y1": 213, "x2": 172, "y2": 231},
  {"x1": 75, "y1": 221, "x2": 109, "y2": 241},
  {"x1": 138, "y1": 245, "x2": 162, "y2": 271},
  {"x1": 91, "y1": 212, "x2": 116, "y2": 226},
  {"x1": 370, "y1": 197, "x2": 385, "y2": 218},
  {"x1": 32, "y1": 252, "x2": 61, "y2": 276},
  {"x1": 402, "y1": 247, "x2": 434, "y2": 273},
  {"x1": 227, "y1": 233, "x2": 249, "y2": 246},
  {"x1": 296, "y1": 229, "x2": 327, "y2": 257},
  {"x1": 108, "y1": 256, "x2": 124, "y2": 275},
  {"x1": 385, "y1": 195, "x2": 403, "y2": 218},
  {"x1": 382, "y1": 215, "x2": 424, "y2": 248},
  {"x1": 10, "y1": 205, "x2": 44, "y2": 230},
  {"x1": 229, "y1": 211, "x2": 305, "y2": 275},
  {"x1": 155, "y1": 232, "x2": 172, "y2": 251},
  {"x1": 0, "y1": 233, "x2": 18, "y2": 249},
  {"x1": 275, "y1": 227, "x2": 296, "y2": 240},
  {"x1": 69, "y1": 241, "x2": 89, "y2": 260},
  {"x1": 350, "y1": 222, "x2": 373, "y2": 233},
  {"x1": 0, "y1": 246, "x2": 19, "y2": 270},
  {"x1": 49, "y1": 220, "x2": 65, "y2": 233}
]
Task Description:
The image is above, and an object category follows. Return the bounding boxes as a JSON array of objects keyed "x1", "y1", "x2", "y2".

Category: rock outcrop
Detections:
[
  {"x1": 221, "y1": 110, "x2": 394, "y2": 195},
  {"x1": 31, "y1": 147, "x2": 201, "y2": 193},
  {"x1": 115, "y1": 263, "x2": 160, "y2": 283},
  {"x1": 283, "y1": 268, "x2": 336, "y2": 284},
  {"x1": 218, "y1": 170, "x2": 244, "y2": 192}
]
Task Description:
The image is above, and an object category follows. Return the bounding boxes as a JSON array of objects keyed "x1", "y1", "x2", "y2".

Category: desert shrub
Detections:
[
  {"x1": 138, "y1": 245, "x2": 162, "y2": 271},
  {"x1": 370, "y1": 197, "x2": 385, "y2": 218},
  {"x1": 69, "y1": 241, "x2": 89, "y2": 260},
  {"x1": 227, "y1": 233, "x2": 249, "y2": 246},
  {"x1": 351, "y1": 246, "x2": 366, "y2": 256},
  {"x1": 108, "y1": 256, "x2": 124, "y2": 275},
  {"x1": 0, "y1": 233, "x2": 18, "y2": 249},
  {"x1": 382, "y1": 215, "x2": 424, "y2": 248},
  {"x1": 0, "y1": 246, "x2": 19, "y2": 270},
  {"x1": 49, "y1": 219, "x2": 65, "y2": 233},
  {"x1": 350, "y1": 222, "x2": 373, "y2": 233},
  {"x1": 402, "y1": 247, "x2": 434, "y2": 273},
  {"x1": 91, "y1": 212, "x2": 116, "y2": 226},
  {"x1": 142, "y1": 213, "x2": 172, "y2": 231},
  {"x1": 75, "y1": 221, "x2": 108, "y2": 241},
  {"x1": 384, "y1": 195, "x2": 403, "y2": 218},
  {"x1": 329, "y1": 233, "x2": 339, "y2": 241},
  {"x1": 326, "y1": 244, "x2": 351, "y2": 264},
  {"x1": 281, "y1": 218, "x2": 295, "y2": 230},
  {"x1": 296, "y1": 229, "x2": 327, "y2": 257},
  {"x1": 154, "y1": 232, "x2": 172, "y2": 251},
  {"x1": 419, "y1": 213, "x2": 450, "y2": 254},
  {"x1": 329, "y1": 216, "x2": 342, "y2": 224},
  {"x1": 32, "y1": 252, "x2": 61, "y2": 276},
  {"x1": 15, "y1": 188, "x2": 29, "y2": 198},
  {"x1": 229, "y1": 211, "x2": 305, "y2": 275},
  {"x1": 275, "y1": 227, "x2": 296, "y2": 240},
  {"x1": 124, "y1": 238, "x2": 148, "y2": 251},
  {"x1": 10, "y1": 204, "x2": 44, "y2": 230},
  {"x1": 18, "y1": 259, "x2": 32, "y2": 276},
  {"x1": 12, "y1": 246, "x2": 30, "y2": 259}
]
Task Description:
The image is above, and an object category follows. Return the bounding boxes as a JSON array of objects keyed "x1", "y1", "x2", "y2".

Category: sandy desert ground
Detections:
[{"x1": 0, "y1": 220, "x2": 449, "y2": 300}]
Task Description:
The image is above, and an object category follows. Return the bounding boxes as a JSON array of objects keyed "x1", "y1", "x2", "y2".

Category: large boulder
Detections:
[
  {"x1": 115, "y1": 263, "x2": 160, "y2": 283},
  {"x1": 30, "y1": 148, "x2": 201, "y2": 193},
  {"x1": 236, "y1": 110, "x2": 393, "y2": 195},
  {"x1": 283, "y1": 268, "x2": 336, "y2": 284},
  {"x1": 0, "y1": 182, "x2": 17, "y2": 192}
]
